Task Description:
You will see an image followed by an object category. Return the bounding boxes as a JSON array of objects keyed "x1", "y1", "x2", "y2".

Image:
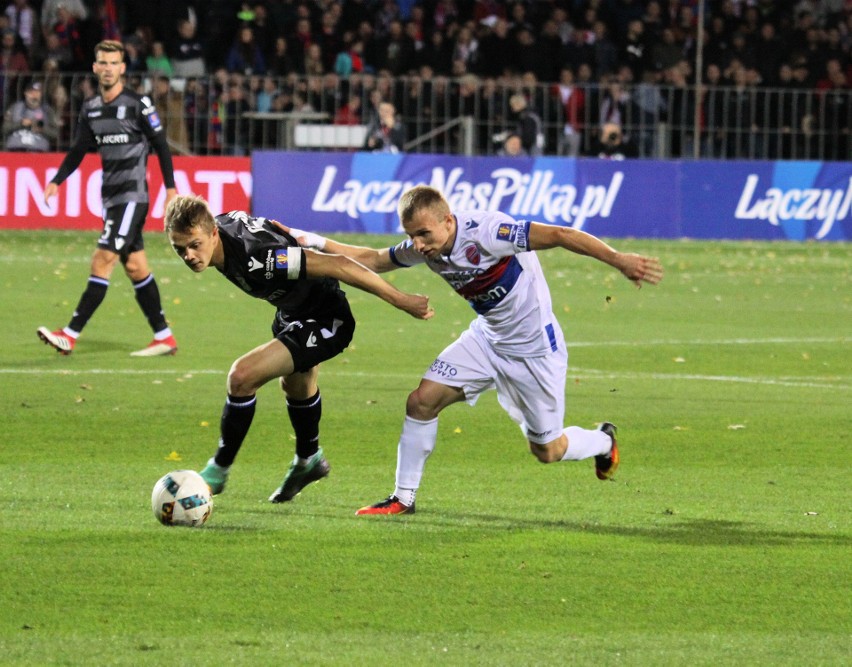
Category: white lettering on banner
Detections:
[
  {"x1": 0, "y1": 167, "x2": 7, "y2": 215},
  {"x1": 735, "y1": 175, "x2": 852, "y2": 239},
  {"x1": 311, "y1": 166, "x2": 624, "y2": 227},
  {"x1": 2, "y1": 166, "x2": 251, "y2": 220}
]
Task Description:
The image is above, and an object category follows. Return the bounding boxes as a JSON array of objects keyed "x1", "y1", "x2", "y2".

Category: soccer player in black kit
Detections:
[
  {"x1": 38, "y1": 40, "x2": 179, "y2": 357},
  {"x1": 164, "y1": 195, "x2": 434, "y2": 503}
]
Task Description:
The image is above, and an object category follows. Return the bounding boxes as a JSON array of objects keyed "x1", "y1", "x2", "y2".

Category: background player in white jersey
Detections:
[
  {"x1": 292, "y1": 185, "x2": 663, "y2": 515},
  {"x1": 164, "y1": 195, "x2": 433, "y2": 503},
  {"x1": 37, "y1": 40, "x2": 178, "y2": 357}
]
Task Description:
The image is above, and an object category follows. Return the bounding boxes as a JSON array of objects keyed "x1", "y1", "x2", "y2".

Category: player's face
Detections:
[
  {"x1": 403, "y1": 209, "x2": 455, "y2": 259},
  {"x1": 169, "y1": 226, "x2": 220, "y2": 272},
  {"x1": 93, "y1": 50, "x2": 126, "y2": 90}
]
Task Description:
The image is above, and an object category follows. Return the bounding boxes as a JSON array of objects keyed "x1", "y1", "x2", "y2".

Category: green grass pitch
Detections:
[{"x1": 1, "y1": 230, "x2": 849, "y2": 665}]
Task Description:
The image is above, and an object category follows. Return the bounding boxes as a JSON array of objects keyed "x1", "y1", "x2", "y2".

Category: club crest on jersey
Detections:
[
  {"x1": 117, "y1": 106, "x2": 126, "y2": 120},
  {"x1": 496, "y1": 224, "x2": 518, "y2": 242},
  {"x1": 274, "y1": 249, "x2": 288, "y2": 269},
  {"x1": 463, "y1": 244, "x2": 481, "y2": 265}
]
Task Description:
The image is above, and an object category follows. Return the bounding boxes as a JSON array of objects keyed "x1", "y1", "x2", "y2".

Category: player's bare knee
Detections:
[
  {"x1": 405, "y1": 388, "x2": 437, "y2": 421},
  {"x1": 227, "y1": 362, "x2": 256, "y2": 396}
]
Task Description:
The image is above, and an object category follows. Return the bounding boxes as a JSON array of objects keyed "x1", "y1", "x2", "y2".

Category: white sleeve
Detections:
[{"x1": 387, "y1": 240, "x2": 426, "y2": 267}]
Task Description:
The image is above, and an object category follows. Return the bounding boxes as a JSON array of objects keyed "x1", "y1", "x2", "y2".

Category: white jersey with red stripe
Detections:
[{"x1": 388, "y1": 209, "x2": 563, "y2": 357}]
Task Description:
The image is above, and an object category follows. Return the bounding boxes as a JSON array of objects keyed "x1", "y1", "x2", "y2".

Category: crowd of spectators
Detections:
[{"x1": 1, "y1": 0, "x2": 850, "y2": 159}]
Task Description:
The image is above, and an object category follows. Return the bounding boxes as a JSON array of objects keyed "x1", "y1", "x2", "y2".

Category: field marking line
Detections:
[{"x1": 2, "y1": 366, "x2": 848, "y2": 390}]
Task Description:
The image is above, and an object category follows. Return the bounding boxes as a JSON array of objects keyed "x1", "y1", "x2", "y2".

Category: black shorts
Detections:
[
  {"x1": 97, "y1": 201, "x2": 149, "y2": 257},
  {"x1": 272, "y1": 291, "x2": 355, "y2": 373}
]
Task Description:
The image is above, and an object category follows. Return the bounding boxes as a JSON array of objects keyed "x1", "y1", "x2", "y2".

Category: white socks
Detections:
[
  {"x1": 393, "y1": 415, "x2": 438, "y2": 506},
  {"x1": 560, "y1": 426, "x2": 612, "y2": 461}
]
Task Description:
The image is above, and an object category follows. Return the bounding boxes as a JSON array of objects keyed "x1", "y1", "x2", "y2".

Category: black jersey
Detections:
[
  {"x1": 216, "y1": 211, "x2": 343, "y2": 316},
  {"x1": 53, "y1": 87, "x2": 175, "y2": 208}
]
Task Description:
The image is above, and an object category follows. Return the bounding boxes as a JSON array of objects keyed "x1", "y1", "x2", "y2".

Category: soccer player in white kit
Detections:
[{"x1": 293, "y1": 185, "x2": 663, "y2": 515}]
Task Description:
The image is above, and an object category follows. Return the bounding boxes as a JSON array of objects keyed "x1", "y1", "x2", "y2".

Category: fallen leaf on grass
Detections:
[
  {"x1": 727, "y1": 424, "x2": 746, "y2": 430},
  {"x1": 165, "y1": 451, "x2": 182, "y2": 461}
]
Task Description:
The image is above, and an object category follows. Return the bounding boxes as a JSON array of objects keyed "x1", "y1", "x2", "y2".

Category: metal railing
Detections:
[{"x1": 2, "y1": 70, "x2": 849, "y2": 162}]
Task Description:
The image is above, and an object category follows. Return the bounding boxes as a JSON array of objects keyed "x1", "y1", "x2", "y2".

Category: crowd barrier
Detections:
[{"x1": 2, "y1": 151, "x2": 849, "y2": 241}]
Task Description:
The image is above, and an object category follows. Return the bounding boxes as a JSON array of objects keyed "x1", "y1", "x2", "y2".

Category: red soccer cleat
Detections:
[{"x1": 355, "y1": 495, "x2": 415, "y2": 516}]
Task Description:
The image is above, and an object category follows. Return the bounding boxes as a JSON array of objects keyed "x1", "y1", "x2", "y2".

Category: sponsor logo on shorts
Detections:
[
  {"x1": 306, "y1": 332, "x2": 318, "y2": 348},
  {"x1": 429, "y1": 359, "x2": 457, "y2": 378},
  {"x1": 496, "y1": 224, "x2": 517, "y2": 242}
]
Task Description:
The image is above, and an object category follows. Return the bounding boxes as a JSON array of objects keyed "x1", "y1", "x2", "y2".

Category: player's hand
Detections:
[
  {"x1": 618, "y1": 253, "x2": 663, "y2": 287},
  {"x1": 400, "y1": 293, "x2": 434, "y2": 320},
  {"x1": 289, "y1": 227, "x2": 328, "y2": 251},
  {"x1": 43, "y1": 182, "x2": 59, "y2": 206}
]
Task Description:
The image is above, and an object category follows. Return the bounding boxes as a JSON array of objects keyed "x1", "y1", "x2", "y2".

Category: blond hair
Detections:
[
  {"x1": 164, "y1": 195, "x2": 215, "y2": 234},
  {"x1": 397, "y1": 185, "x2": 450, "y2": 225},
  {"x1": 94, "y1": 40, "x2": 125, "y2": 60}
]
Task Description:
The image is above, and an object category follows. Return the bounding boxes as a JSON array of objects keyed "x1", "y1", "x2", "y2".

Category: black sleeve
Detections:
[
  {"x1": 150, "y1": 131, "x2": 176, "y2": 189},
  {"x1": 51, "y1": 110, "x2": 96, "y2": 185}
]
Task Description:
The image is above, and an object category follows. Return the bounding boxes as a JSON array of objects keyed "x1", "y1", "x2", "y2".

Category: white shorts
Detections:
[{"x1": 422, "y1": 326, "x2": 567, "y2": 444}]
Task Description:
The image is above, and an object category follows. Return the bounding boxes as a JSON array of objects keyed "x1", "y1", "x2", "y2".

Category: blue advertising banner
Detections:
[{"x1": 252, "y1": 152, "x2": 851, "y2": 241}]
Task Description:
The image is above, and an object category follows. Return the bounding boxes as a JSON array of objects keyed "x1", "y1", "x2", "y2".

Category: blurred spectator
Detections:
[
  {"x1": 146, "y1": 41, "x2": 173, "y2": 77},
  {"x1": 562, "y1": 26, "x2": 594, "y2": 74},
  {"x1": 171, "y1": 19, "x2": 205, "y2": 78},
  {"x1": 255, "y1": 75, "x2": 278, "y2": 112},
  {"x1": 476, "y1": 16, "x2": 511, "y2": 79},
  {"x1": 333, "y1": 93, "x2": 362, "y2": 125},
  {"x1": 41, "y1": 32, "x2": 71, "y2": 70},
  {"x1": 508, "y1": 93, "x2": 543, "y2": 156},
  {"x1": 498, "y1": 132, "x2": 527, "y2": 156},
  {"x1": 268, "y1": 36, "x2": 296, "y2": 77},
  {"x1": 599, "y1": 75, "x2": 631, "y2": 127},
  {"x1": 592, "y1": 20, "x2": 619, "y2": 78},
  {"x1": 40, "y1": 0, "x2": 86, "y2": 43},
  {"x1": 753, "y1": 21, "x2": 785, "y2": 86},
  {"x1": 226, "y1": 25, "x2": 266, "y2": 76},
  {"x1": 317, "y1": 8, "x2": 343, "y2": 72},
  {"x1": 123, "y1": 38, "x2": 146, "y2": 73},
  {"x1": 302, "y1": 42, "x2": 325, "y2": 76},
  {"x1": 364, "y1": 100, "x2": 405, "y2": 152},
  {"x1": 0, "y1": 27, "x2": 29, "y2": 82},
  {"x1": 334, "y1": 32, "x2": 364, "y2": 76},
  {"x1": 248, "y1": 1, "x2": 276, "y2": 59},
  {"x1": 51, "y1": 3, "x2": 86, "y2": 71},
  {"x1": 376, "y1": 19, "x2": 414, "y2": 75},
  {"x1": 152, "y1": 75, "x2": 188, "y2": 152},
  {"x1": 553, "y1": 65, "x2": 584, "y2": 157},
  {"x1": 452, "y1": 23, "x2": 479, "y2": 74},
  {"x1": 589, "y1": 121, "x2": 637, "y2": 159},
  {"x1": 419, "y1": 28, "x2": 453, "y2": 75},
  {"x1": 222, "y1": 76, "x2": 250, "y2": 155},
  {"x1": 5, "y1": 0, "x2": 36, "y2": 51},
  {"x1": 633, "y1": 66, "x2": 666, "y2": 156},
  {"x1": 4, "y1": 79, "x2": 59, "y2": 151},
  {"x1": 620, "y1": 19, "x2": 648, "y2": 81},
  {"x1": 511, "y1": 26, "x2": 540, "y2": 78}
]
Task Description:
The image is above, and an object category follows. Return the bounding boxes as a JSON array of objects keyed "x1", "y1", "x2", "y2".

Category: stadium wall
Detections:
[{"x1": 2, "y1": 151, "x2": 849, "y2": 241}]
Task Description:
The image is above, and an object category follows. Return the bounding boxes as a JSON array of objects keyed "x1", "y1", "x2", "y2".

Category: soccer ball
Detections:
[{"x1": 151, "y1": 470, "x2": 213, "y2": 527}]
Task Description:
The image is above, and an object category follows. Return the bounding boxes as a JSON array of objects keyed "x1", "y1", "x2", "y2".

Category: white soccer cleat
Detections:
[{"x1": 130, "y1": 335, "x2": 178, "y2": 357}]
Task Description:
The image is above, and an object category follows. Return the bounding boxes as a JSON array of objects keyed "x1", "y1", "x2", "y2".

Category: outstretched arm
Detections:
[
  {"x1": 283, "y1": 226, "x2": 397, "y2": 273},
  {"x1": 528, "y1": 222, "x2": 663, "y2": 287},
  {"x1": 303, "y1": 249, "x2": 433, "y2": 320}
]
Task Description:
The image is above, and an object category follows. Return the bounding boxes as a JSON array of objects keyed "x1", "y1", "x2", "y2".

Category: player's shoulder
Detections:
[{"x1": 454, "y1": 209, "x2": 516, "y2": 236}]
